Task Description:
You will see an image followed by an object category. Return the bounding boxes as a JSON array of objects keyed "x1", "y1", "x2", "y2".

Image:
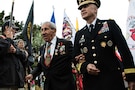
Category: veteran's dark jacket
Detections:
[
  {"x1": 74, "y1": 19, "x2": 135, "y2": 90},
  {"x1": 0, "y1": 36, "x2": 27, "y2": 88},
  {"x1": 31, "y1": 37, "x2": 76, "y2": 90}
]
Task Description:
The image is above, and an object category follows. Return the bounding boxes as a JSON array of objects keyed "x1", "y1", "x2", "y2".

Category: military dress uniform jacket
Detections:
[
  {"x1": 0, "y1": 36, "x2": 27, "y2": 88},
  {"x1": 31, "y1": 37, "x2": 76, "y2": 90},
  {"x1": 74, "y1": 19, "x2": 135, "y2": 90}
]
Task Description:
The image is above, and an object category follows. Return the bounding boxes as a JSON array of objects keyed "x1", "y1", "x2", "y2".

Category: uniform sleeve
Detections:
[
  {"x1": 108, "y1": 20, "x2": 135, "y2": 82},
  {"x1": 0, "y1": 38, "x2": 11, "y2": 56},
  {"x1": 31, "y1": 62, "x2": 42, "y2": 79},
  {"x1": 31, "y1": 46, "x2": 44, "y2": 79}
]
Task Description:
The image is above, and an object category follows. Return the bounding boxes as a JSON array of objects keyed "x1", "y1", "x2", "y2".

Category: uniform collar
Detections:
[{"x1": 87, "y1": 18, "x2": 97, "y2": 28}]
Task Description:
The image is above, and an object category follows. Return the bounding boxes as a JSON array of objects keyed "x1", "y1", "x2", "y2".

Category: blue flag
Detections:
[
  {"x1": 22, "y1": 1, "x2": 34, "y2": 55},
  {"x1": 50, "y1": 10, "x2": 55, "y2": 23}
]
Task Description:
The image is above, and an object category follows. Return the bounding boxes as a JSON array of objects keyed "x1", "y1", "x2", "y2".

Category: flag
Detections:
[
  {"x1": 22, "y1": 1, "x2": 34, "y2": 55},
  {"x1": 76, "y1": 17, "x2": 79, "y2": 32},
  {"x1": 50, "y1": 9, "x2": 55, "y2": 24},
  {"x1": 126, "y1": 0, "x2": 135, "y2": 64},
  {"x1": 62, "y1": 10, "x2": 76, "y2": 44}
]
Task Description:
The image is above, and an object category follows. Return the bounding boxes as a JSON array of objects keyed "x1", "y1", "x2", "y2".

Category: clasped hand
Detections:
[
  {"x1": 75, "y1": 54, "x2": 100, "y2": 75},
  {"x1": 75, "y1": 54, "x2": 85, "y2": 63},
  {"x1": 87, "y1": 63, "x2": 100, "y2": 75}
]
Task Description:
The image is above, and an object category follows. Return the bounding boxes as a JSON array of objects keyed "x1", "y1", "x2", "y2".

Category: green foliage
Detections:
[
  {"x1": 0, "y1": 11, "x2": 4, "y2": 19},
  {"x1": 4, "y1": 15, "x2": 15, "y2": 21},
  {"x1": 0, "y1": 10, "x2": 44, "y2": 54},
  {"x1": 0, "y1": 11, "x2": 5, "y2": 27},
  {"x1": 32, "y1": 24, "x2": 44, "y2": 53}
]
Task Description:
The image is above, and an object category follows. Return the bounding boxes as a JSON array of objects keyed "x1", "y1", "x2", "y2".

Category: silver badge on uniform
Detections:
[
  {"x1": 79, "y1": 35, "x2": 85, "y2": 46},
  {"x1": 107, "y1": 40, "x2": 113, "y2": 47},
  {"x1": 83, "y1": 47, "x2": 88, "y2": 53}
]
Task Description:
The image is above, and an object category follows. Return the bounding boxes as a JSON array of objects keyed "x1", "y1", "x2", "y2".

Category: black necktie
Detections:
[{"x1": 89, "y1": 24, "x2": 94, "y2": 32}]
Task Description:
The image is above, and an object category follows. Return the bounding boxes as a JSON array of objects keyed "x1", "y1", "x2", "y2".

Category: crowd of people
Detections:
[{"x1": 0, "y1": 0, "x2": 135, "y2": 90}]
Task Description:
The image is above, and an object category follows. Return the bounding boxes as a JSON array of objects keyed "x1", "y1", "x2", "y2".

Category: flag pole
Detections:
[
  {"x1": 9, "y1": 0, "x2": 15, "y2": 27},
  {"x1": 52, "y1": 5, "x2": 55, "y2": 10},
  {"x1": 76, "y1": 17, "x2": 79, "y2": 32}
]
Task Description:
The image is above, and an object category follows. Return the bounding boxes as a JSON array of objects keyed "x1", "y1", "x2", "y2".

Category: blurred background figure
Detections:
[{"x1": 0, "y1": 21, "x2": 27, "y2": 90}]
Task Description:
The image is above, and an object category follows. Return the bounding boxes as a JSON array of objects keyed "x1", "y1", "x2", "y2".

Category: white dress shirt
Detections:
[{"x1": 44, "y1": 36, "x2": 57, "y2": 59}]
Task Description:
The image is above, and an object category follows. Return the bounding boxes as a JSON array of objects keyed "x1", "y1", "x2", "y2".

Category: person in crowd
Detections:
[
  {"x1": 0, "y1": 21, "x2": 28, "y2": 90},
  {"x1": 25, "y1": 21, "x2": 76, "y2": 90},
  {"x1": 17, "y1": 39, "x2": 28, "y2": 58},
  {"x1": 16, "y1": 39, "x2": 29, "y2": 90},
  {"x1": 73, "y1": 0, "x2": 135, "y2": 90}
]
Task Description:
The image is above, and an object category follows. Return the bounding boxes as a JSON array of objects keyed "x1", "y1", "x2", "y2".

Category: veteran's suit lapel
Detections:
[
  {"x1": 49, "y1": 38, "x2": 62, "y2": 68},
  {"x1": 40, "y1": 43, "x2": 49, "y2": 69},
  {"x1": 52, "y1": 38, "x2": 59, "y2": 59}
]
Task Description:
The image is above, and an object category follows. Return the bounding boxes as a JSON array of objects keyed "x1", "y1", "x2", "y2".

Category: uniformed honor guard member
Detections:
[{"x1": 73, "y1": 0, "x2": 135, "y2": 90}]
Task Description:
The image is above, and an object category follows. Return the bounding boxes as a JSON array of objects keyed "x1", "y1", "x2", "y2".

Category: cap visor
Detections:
[{"x1": 78, "y1": 1, "x2": 97, "y2": 9}]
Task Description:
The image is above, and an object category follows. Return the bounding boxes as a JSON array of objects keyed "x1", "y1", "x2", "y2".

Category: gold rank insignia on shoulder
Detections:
[{"x1": 100, "y1": 41, "x2": 106, "y2": 47}]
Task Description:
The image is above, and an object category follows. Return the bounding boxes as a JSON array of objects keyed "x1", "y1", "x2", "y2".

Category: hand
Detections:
[
  {"x1": 25, "y1": 74, "x2": 33, "y2": 83},
  {"x1": 8, "y1": 44, "x2": 16, "y2": 53},
  {"x1": 87, "y1": 63, "x2": 100, "y2": 75},
  {"x1": 4, "y1": 28, "x2": 14, "y2": 39},
  {"x1": 75, "y1": 54, "x2": 85, "y2": 63},
  {"x1": 122, "y1": 72, "x2": 126, "y2": 80},
  {"x1": 128, "y1": 81, "x2": 135, "y2": 90}
]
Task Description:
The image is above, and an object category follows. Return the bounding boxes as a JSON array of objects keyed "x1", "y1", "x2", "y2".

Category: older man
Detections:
[{"x1": 26, "y1": 21, "x2": 76, "y2": 90}]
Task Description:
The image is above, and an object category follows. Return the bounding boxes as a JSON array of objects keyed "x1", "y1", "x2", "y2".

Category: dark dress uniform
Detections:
[
  {"x1": 31, "y1": 37, "x2": 76, "y2": 90},
  {"x1": 74, "y1": 19, "x2": 135, "y2": 90}
]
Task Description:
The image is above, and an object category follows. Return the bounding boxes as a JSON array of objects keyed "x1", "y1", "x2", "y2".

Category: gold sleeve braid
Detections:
[{"x1": 124, "y1": 68, "x2": 135, "y2": 74}]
